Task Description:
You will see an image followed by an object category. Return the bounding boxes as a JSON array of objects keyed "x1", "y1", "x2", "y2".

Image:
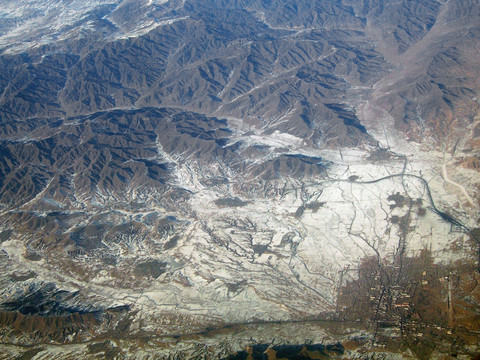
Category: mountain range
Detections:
[{"x1": 0, "y1": 0, "x2": 479, "y2": 359}]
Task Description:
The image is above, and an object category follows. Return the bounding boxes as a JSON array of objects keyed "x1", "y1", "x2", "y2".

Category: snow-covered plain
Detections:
[
  {"x1": 1, "y1": 133, "x2": 477, "y2": 338},
  {"x1": 0, "y1": 1, "x2": 479, "y2": 356}
]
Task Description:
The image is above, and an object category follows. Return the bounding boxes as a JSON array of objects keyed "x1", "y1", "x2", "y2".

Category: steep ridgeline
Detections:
[{"x1": 0, "y1": 1, "x2": 479, "y2": 359}]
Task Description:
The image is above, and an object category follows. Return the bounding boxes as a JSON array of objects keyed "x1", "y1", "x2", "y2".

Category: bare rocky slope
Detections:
[{"x1": 0, "y1": 0, "x2": 479, "y2": 359}]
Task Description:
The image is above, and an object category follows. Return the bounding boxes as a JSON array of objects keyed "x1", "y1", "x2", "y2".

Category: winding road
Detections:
[{"x1": 442, "y1": 163, "x2": 475, "y2": 206}]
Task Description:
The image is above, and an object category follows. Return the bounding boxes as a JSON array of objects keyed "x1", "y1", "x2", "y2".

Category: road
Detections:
[{"x1": 442, "y1": 163, "x2": 475, "y2": 206}]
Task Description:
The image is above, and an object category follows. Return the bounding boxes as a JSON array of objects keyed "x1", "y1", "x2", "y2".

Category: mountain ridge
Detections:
[{"x1": 0, "y1": 1, "x2": 479, "y2": 358}]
